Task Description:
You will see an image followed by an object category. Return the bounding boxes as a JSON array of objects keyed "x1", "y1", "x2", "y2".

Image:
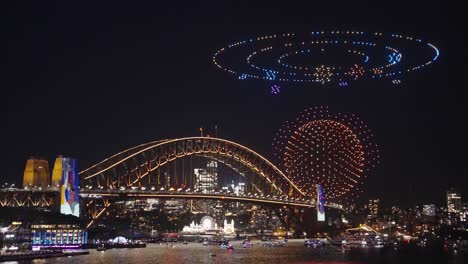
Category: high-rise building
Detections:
[
  {"x1": 22, "y1": 157, "x2": 50, "y2": 188},
  {"x1": 206, "y1": 160, "x2": 218, "y2": 188},
  {"x1": 194, "y1": 161, "x2": 218, "y2": 193},
  {"x1": 234, "y1": 182, "x2": 245, "y2": 195},
  {"x1": 447, "y1": 188, "x2": 462, "y2": 214},
  {"x1": 422, "y1": 204, "x2": 436, "y2": 217},
  {"x1": 461, "y1": 203, "x2": 468, "y2": 222},
  {"x1": 368, "y1": 199, "x2": 380, "y2": 216}
]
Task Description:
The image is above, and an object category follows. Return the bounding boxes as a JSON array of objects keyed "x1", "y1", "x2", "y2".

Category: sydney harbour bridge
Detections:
[{"x1": 1, "y1": 137, "x2": 344, "y2": 230}]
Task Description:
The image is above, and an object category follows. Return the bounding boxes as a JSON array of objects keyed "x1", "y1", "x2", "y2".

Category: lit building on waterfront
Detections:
[
  {"x1": 0, "y1": 221, "x2": 30, "y2": 250},
  {"x1": 31, "y1": 223, "x2": 87, "y2": 249},
  {"x1": 22, "y1": 158, "x2": 50, "y2": 188},
  {"x1": 181, "y1": 216, "x2": 235, "y2": 235},
  {"x1": 0, "y1": 208, "x2": 87, "y2": 251}
]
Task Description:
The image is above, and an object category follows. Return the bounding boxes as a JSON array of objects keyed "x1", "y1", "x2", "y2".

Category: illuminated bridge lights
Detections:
[
  {"x1": 77, "y1": 137, "x2": 326, "y2": 228},
  {"x1": 0, "y1": 189, "x2": 58, "y2": 208},
  {"x1": 213, "y1": 30, "x2": 440, "y2": 88},
  {"x1": 78, "y1": 189, "x2": 319, "y2": 208}
]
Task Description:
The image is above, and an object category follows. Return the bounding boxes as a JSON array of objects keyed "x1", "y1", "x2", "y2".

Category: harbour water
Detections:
[{"x1": 2, "y1": 239, "x2": 467, "y2": 264}]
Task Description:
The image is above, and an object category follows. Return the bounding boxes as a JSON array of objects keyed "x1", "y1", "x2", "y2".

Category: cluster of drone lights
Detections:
[
  {"x1": 273, "y1": 106, "x2": 380, "y2": 203},
  {"x1": 346, "y1": 64, "x2": 366, "y2": 80},
  {"x1": 270, "y1": 84, "x2": 281, "y2": 95},
  {"x1": 313, "y1": 65, "x2": 335, "y2": 84},
  {"x1": 213, "y1": 30, "x2": 439, "y2": 86}
]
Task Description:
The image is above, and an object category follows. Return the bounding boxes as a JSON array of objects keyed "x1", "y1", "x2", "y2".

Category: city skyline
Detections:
[{"x1": 3, "y1": 1, "x2": 467, "y2": 208}]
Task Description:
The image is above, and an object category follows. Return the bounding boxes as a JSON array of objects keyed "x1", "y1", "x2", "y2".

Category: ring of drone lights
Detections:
[{"x1": 213, "y1": 31, "x2": 439, "y2": 86}]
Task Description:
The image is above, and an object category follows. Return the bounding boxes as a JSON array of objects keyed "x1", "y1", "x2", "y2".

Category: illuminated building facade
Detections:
[
  {"x1": 234, "y1": 182, "x2": 245, "y2": 195},
  {"x1": 31, "y1": 223, "x2": 87, "y2": 249},
  {"x1": 181, "y1": 216, "x2": 235, "y2": 235},
  {"x1": 0, "y1": 221, "x2": 30, "y2": 250},
  {"x1": 1, "y1": 209, "x2": 87, "y2": 250},
  {"x1": 368, "y1": 199, "x2": 380, "y2": 216},
  {"x1": 422, "y1": 204, "x2": 436, "y2": 217},
  {"x1": 194, "y1": 161, "x2": 218, "y2": 193},
  {"x1": 221, "y1": 182, "x2": 245, "y2": 196},
  {"x1": 22, "y1": 158, "x2": 50, "y2": 188},
  {"x1": 447, "y1": 188, "x2": 462, "y2": 214},
  {"x1": 462, "y1": 203, "x2": 468, "y2": 223}
]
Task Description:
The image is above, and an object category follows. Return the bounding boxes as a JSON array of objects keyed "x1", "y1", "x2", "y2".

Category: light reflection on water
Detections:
[{"x1": 6, "y1": 240, "x2": 465, "y2": 264}]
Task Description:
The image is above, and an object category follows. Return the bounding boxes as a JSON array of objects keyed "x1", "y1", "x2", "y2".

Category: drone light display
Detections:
[
  {"x1": 273, "y1": 106, "x2": 380, "y2": 202},
  {"x1": 213, "y1": 31, "x2": 439, "y2": 87},
  {"x1": 270, "y1": 84, "x2": 281, "y2": 95}
]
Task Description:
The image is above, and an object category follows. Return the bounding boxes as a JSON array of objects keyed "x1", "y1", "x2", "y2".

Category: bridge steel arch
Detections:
[{"x1": 80, "y1": 137, "x2": 309, "y2": 228}]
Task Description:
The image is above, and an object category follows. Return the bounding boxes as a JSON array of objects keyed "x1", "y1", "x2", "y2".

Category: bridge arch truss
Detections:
[{"x1": 80, "y1": 137, "x2": 310, "y2": 228}]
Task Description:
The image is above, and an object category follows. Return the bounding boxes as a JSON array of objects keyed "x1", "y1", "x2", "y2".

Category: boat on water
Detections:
[
  {"x1": 96, "y1": 243, "x2": 106, "y2": 251},
  {"x1": 263, "y1": 240, "x2": 286, "y2": 247},
  {"x1": 242, "y1": 240, "x2": 253, "y2": 248},
  {"x1": 107, "y1": 242, "x2": 147, "y2": 249},
  {"x1": 63, "y1": 249, "x2": 90, "y2": 256},
  {"x1": 329, "y1": 235, "x2": 347, "y2": 247},
  {"x1": 330, "y1": 225, "x2": 384, "y2": 248},
  {"x1": 304, "y1": 239, "x2": 326, "y2": 247}
]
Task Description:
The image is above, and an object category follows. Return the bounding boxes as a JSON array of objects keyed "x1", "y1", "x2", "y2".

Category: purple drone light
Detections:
[{"x1": 270, "y1": 84, "x2": 281, "y2": 95}]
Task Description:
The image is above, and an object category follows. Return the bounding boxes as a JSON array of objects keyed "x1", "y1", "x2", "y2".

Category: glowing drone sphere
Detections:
[
  {"x1": 273, "y1": 106, "x2": 380, "y2": 202},
  {"x1": 213, "y1": 31, "x2": 439, "y2": 86}
]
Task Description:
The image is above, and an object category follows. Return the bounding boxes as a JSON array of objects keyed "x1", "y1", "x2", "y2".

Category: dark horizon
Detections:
[{"x1": 3, "y1": 1, "x2": 467, "y2": 208}]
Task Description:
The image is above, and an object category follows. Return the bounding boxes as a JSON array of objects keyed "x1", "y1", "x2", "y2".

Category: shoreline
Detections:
[{"x1": 0, "y1": 249, "x2": 89, "y2": 262}]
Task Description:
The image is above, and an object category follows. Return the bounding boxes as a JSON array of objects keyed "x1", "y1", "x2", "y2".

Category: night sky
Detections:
[{"x1": 3, "y1": 1, "x2": 467, "y2": 207}]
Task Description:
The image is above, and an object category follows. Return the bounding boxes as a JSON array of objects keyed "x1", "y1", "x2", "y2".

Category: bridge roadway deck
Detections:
[
  {"x1": 0, "y1": 188, "x2": 344, "y2": 210},
  {"x1": 79, "y1": 190, "x2": 322, "y2": 208}
]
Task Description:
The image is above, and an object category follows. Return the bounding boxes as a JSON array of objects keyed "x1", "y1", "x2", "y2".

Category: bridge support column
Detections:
[{"x1": 273, "y1": 206, "x2": 307, "y2": 238}]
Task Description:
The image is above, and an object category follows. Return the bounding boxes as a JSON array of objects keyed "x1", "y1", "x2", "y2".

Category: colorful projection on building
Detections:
[
  {"x1": 316, "y1": 184, "x2": 325, "y2": 222},
  {"x1": 60, "y1": 158, "x2": 80, "y2": 217}
]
